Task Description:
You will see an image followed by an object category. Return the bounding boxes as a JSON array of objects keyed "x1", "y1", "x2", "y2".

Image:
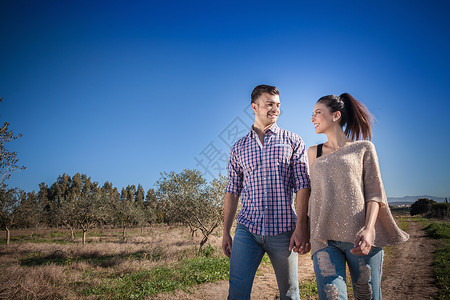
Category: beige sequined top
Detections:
[{"x1": 308, "y1": 140, "x2": 409, "y2": 256}]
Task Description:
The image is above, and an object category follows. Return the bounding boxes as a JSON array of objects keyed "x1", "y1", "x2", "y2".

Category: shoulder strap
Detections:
[{"x1": 317, "y1": 143, "x2": 323, "y2": 158}]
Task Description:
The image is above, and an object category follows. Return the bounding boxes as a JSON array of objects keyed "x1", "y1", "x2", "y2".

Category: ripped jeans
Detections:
[{"x1": 312, "y1": 240, "x2": 384, "y2": 300}]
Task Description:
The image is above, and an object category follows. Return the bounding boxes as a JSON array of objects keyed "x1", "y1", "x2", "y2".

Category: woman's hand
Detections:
[
  {"x1": 350, "y1": 228, "x2": 374, "y2": 255},
  {"x1": 351, "y1": 201, "x2": 380, "y2": 255}
]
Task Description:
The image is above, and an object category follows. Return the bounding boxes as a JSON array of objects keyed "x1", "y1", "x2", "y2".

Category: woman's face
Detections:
[{"x1": 311, "y1": 102, "x2": 336, "y2": 134}]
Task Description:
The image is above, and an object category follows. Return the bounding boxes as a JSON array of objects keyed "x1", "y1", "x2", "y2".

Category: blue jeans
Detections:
[
  {"x1": 312, "y1": 240, "x2": 384, "y2": 300},
  {"x1": 228, "y1": 224, "x2": 300, "y2": 300}
]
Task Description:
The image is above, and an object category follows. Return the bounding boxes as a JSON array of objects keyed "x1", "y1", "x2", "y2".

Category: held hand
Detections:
[
  {"x1": 350, "y1": 228, "x2": 374, "y2": 256},
  {"x1": 222, "y1": 233, "x2": 233, "y2": 258},
  {"x1": 289, "y1": 227, "x2": 311, "y2": 255}
]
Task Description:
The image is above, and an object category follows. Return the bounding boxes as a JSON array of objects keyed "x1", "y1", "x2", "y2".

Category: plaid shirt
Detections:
[{"x1": 225, "y1": 123, "x2": 310, "y2": 236}]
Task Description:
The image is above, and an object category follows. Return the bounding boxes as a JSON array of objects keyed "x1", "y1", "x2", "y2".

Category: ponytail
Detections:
[{"x1": 317, "y1": 93, "x2": 374, "y2": 141}]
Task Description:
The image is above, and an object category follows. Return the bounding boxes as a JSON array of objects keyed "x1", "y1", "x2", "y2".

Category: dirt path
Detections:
[
  {"x1": 381, "y1": 217, "x2": 438, "y2": 300},
  {"x1": 152, "y1": 217, "x2": 438, "y2": 299},
  {"x1": 152, "y1": 254, "x2": 315, "y2": 300}
]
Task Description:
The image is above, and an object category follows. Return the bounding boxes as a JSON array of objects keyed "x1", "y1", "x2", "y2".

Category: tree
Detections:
[
  {"x1": 134, "y1": 184, "x2": 147, "y2": 233},
  {"x1": 430, "y1": 202, "x2": 449, "y2": 219},
  {"x1": 135, "y1": 184, "x2": 145, "y2": 206},
  {"x1": 126, "y1": 185, "x2": 136, "y2": 203},
  {"x1": 156, "y1": 169, "x2": 206, "y2": 226},
  {"x1": 156, "y1": 169, "x2": 226, "y2": 250},
  {"x1": 0, "y1": 187, "x2": 20, "y2": 245},
  {"x1": 16, "y1": 191, "x2": 41, "y2": 236},
  {"x1": 111, "y1": 186, "x2": 145, "y2": 240},
  {"x1": 45, "y1": 173, "x2": 113, "y2": 243},
  {"x1": 0, "y1": 98, "x2": 25, "y2": 186},
  {"x1": 198, "y1": 174, "x2": 227, "y2": 249},
  {"x1": 410, "y1": 198, "x2": 436, "y2": 216},
  {"x1": 37, "y1": 183, "x2": 51, "y2": 227},
  {"x1": 145, "y1": 188, "x2": 161, "y2": 223},
  {"x1": 51, "y1": 174, "x2": 78, "y2": 239},
  {"x1": 75, "y1": 182, "x2": 109, "y2": 244}
]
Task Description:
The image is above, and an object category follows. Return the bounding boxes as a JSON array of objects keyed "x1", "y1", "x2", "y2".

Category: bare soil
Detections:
[
  {"x1": 152, "y1": 217, "x2": 438, "y2": 300},
  {"x1": 381, "y1": 217, "x2": 438, "y2": 300}
]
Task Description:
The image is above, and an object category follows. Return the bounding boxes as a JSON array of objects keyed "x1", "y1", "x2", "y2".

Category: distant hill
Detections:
[{"x1": 387, "y1": 195, "x2": 448, "y2": 206}]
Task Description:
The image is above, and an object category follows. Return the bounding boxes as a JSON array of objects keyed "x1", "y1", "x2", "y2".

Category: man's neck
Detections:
[{"x1": 253, "y1": 122, "x2": 274, "y2": 144}]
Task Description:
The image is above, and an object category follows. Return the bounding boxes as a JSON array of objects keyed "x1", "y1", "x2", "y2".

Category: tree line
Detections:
[
  {"x1": 2, "y1": 97, "x2": 226, "y2": 249},
  {"x1": 0, "y1": 170, "x2": 226, "y2": 249}
]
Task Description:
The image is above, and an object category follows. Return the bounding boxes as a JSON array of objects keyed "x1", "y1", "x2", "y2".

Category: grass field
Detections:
[
  {"x1": 0, "y1": 225, "x2": 230, "y2": 299},
  {"x1": 423, "y1": 221, "x2": 450, "y2": 300},
  {"x1": 1, "y1": 212, "x2": 448, "y2": 299}
]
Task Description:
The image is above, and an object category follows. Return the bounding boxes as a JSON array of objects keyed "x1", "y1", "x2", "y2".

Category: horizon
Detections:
[{"x1": 1, "y1": 1, "x2": 450, "y2": 198}]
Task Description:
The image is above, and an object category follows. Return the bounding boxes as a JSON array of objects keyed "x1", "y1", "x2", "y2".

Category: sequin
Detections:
[{"x1": 308, "y1": 141, "x2": 409, "y2": 256}]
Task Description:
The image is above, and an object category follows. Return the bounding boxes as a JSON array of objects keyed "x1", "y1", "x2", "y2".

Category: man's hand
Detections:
[
  {"x1": 222, "y1": 193, "x2": 239, "y2": 259},
  {"x1": 290, "y1": 188, "x2": 310, "y2": 255},
  {"x1": 289, "y1": 227, "x2": 310, "y2": 255},
  {"x1": 222, "y1": 232, "x2": 233, "y2": 258}
]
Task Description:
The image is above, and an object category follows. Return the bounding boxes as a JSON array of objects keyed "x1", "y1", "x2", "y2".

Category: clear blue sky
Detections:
[{"x1": 1, "y1": 0, "x2": 449, "y2": 198}]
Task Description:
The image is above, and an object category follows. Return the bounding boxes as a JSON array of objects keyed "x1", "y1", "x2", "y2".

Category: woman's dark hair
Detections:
[{"x1": 317, "y1": 93, "x2": 374, "y2": 140}]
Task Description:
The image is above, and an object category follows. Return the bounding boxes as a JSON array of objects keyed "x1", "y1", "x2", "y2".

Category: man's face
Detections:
[{"x1": 252, "y1": 92, "x2": 281, "y2": 127}]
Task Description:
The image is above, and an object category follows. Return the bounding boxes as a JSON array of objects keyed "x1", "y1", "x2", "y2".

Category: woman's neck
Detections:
[{"x1": 325, "y1": 127, "x2": 352, "y2": 150}]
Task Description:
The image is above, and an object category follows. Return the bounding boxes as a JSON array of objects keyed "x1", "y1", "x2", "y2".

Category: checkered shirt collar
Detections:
[{"x1": 250, "y1": 123, "x2": 280, "y2": 138}]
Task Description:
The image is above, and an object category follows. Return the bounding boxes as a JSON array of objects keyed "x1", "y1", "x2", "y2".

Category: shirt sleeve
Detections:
[
  {"x1": 363, "y1": 142, "x2": 387, "y2": 206},
  {"x1": 291, "y1": 135, "x2": 311, "y2": 192},
  {"x1": 224, "y1": 145, "x2": 243, "y2": 196}
]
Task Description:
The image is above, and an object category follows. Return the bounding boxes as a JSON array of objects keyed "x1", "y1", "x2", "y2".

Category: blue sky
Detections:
[{"x1": 1, "y1": 0, "x2": 449, "y2": 198}]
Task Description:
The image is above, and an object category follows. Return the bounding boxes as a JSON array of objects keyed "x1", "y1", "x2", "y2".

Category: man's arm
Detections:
[
  {"x1": 289, "y1": 188, "x2": 310, "y2": 254},
  {"x1": 222, "y1": 192, "x2": 239, "y2": 258},
  {"x1": 289, "y1": 135, "x2": 311, "y2": 254}
]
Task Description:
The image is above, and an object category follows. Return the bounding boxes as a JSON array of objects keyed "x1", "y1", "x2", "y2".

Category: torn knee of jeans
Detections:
[
  {"x1": 316, "y1": 251, "x2": 337, "y2": 277},
  {"x1": 354, "y1": 263, "x2": 372, "y2": 300},
  {"x1": 324, "y1": 284, "x2": 339, "y2": 300}
]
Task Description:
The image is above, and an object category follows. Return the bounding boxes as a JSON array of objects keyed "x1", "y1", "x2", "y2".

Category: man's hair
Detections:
[{"x1": 251, "y1": 85, "x2": 279, "y2": 104}]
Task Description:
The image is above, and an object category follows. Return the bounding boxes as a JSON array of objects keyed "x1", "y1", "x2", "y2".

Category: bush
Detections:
[
  {"x1": 410, "y1": 198, "x2": 436, "y2": 216},
  {"x1": 431, "y1": 203, "x2": 450, "y2": 219}
]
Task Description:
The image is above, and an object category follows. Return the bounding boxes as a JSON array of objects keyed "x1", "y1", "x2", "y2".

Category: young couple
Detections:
[{"x1": 222, "y1": 85, "x2": 409, "y2": 300}]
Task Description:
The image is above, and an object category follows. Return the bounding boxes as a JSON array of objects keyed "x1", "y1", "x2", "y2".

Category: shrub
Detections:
[
  {"x1": 431, "y1": 203, "x2": 450, "y2": 219},
  {"x1": 410, "y1": 198, "x2": 436, "y2": 216}
]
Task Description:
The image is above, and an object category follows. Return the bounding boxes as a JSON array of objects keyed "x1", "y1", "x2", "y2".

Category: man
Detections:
[{"x1": 222, "y1": 84, "x2": 311, "y2": 300}]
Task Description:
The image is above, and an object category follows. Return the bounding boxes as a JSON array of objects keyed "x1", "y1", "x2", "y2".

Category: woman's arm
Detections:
[
  {"x1": 307, "y1": 146, "x2": 317, "y2": 168},
  {"x1": 350, "y1": 200, "x2": 380, "y2": 255}
]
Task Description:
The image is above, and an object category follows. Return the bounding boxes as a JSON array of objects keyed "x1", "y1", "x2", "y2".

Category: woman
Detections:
[{"x1": 308, "y1": 93, "x2": 409, "y2": 300}]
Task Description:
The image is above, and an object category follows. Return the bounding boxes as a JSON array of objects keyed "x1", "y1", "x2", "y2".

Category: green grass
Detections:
[
  {"x1": 19, "y1": 249, "x2": 165, "y2": 267},
  {"x1": 424, "y1": 222, "x2": 450, "y2": 239},
  {"x1": 50, "y1": 231, "x2": 67, "y2": 238},
  {"x1": 410, "y1": 215, "x2": 431, "y2": 227},
  {"x1": 397, "y1": 216, "x2": 409, "y2": 232},
  {"x1": 423, "y1": 221, "x2": 450, "y2": 300},
  {"x1": 0, "y1": 228, "x2": 131, "y2": 245},
  {"x1": 261, "y1": 253, "x2": 271, "y2": 265},
  {"x1": 76, "y1": 255, "x2": 230, "y2": 299},
  {"x1": 0, "y1": 235, "x2": 69, "y2": 245},
  {"x1": 299, "y1": 279, "x2": 318, "y2": 298}
]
